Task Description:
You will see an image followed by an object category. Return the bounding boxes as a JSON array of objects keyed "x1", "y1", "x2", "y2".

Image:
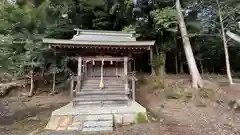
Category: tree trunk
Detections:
[
  {"x1": 0, "y1": 80, "x2": 28, "y2": 97},
  {"x1": 179, "y1": 51, "x2": 184, "y2": 73},
  {"x1": 52, "y1": 69, "x2": 56, "y2": 93},
  {"x1": 28, "y1": 70, "x2": 34, "y2": 97},
  {"x1": 200, "y1": 59, "x2": 204, "y2": 74},
  {"x1": 174, "y1": 36, "x2": 178, "y2": 74},
  {"x1": 175, "y1": 51, "x2": 178, "y2": 74},
  {"x1": 41, "y1": 68, "x2": 44, "y2": 80},
  {"x1": 197, "y1": 40, "x2": 204, "y2": 74},
  {"x1": 158, "y1": 52, "x2": 166, "y2": 77},
  {"x1": 216, "y1": 0, "x2": 233, "y2": 84},
  {"x1": 150, "y1": 47, "x2": 156, "y2": 76},
  {"x1": 217, "y1": 0, "x2": 233, "y2": 85},
  {"x1": 176, "y1": 0, "x2": 203, "y2": 88},
  {"x1": 52, "y1": 52, "x2": 56, "y2": 93}
]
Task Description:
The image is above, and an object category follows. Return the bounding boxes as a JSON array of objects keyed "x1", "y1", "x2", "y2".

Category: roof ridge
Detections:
[{"x1": 75, "y1": 29, "x2": 135, "y2": 35}]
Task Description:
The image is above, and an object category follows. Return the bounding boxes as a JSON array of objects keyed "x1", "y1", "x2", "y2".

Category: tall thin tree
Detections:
[
  {"x1": 216, "y1": 0, "x2": 233, "y2": 85},
  {"x1": 176, "y1": 0, "x2": 203, "y2": 88}
]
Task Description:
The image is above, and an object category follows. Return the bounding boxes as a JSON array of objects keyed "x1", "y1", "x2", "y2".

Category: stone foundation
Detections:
[{"x1": 45, "y1": 101, "x2": 146, "y2": 132}]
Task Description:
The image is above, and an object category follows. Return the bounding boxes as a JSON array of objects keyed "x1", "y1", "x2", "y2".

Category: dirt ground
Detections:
[
  {"x1": 0, "y1": 91, "x2": 70, "y2": 135},
  {"x1": 132, "y1": 74, "x2": 240, "y2": 135},
  {"x1": 1, "y1": 74, "x2": 240, "y2": 135}
]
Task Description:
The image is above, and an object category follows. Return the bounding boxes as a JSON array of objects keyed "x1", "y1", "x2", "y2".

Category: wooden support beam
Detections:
[
  {"x1": 128, "y1": 54, "x2": 132, "y2": 72},
  {"x1": 124, "y1": 57, "x2": 129, "y2": 94},
  {"x1": 132, "y1": 77, "x2": 136, "y2": 101},
  {"x1": 77, "y1": 57, "x2": 82, "y2": 92},
  {"x1": 83, "y1": 57, "x2": 125, "y2": 62},
  {"x1": 70, "y1": 76, "x2": 74, "y2": 98}
]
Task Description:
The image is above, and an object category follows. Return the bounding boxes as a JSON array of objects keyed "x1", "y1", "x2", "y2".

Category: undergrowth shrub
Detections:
[
  {"x1": 199, "y1": 88, "x2": 215, "y2": 99},
  {"x1": 135, "y1": 112, "x2": 148, "y2": 124},
  {"x1": 164, "y1": 87, "x2": 192, "y2": 100}
]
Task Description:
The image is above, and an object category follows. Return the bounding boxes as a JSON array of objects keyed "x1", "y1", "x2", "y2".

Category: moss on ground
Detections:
[{"x1": 135, "y1": 112, "x2": 148, "y2": 124}]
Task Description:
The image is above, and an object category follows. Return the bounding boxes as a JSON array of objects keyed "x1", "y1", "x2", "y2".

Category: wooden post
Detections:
[
  {"x1": 132, "y1": 77, "x2": 135, "y2": 101},
  {"x1": 124, "y1": 57, "x2": 129, "y2": 94},
  {"x1": 99, "y1": 59, "x2": 104, "y2": 89},
  {"x1": 77, "y1": 57, "x2": 82, "y2": 92},
  {"x1": 150, "y1": 47, "x2": 155, "y2": 75},
  {"x1": 70, "y1": 76, "x2": 74, "y2": 98},
  {"x1": 128, "y1": 54, "x2": 132, "y2": 72}
]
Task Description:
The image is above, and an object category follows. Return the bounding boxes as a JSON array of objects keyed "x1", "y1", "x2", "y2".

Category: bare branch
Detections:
[
  {"x1": 226, "y1": 31, "x2": 240, "y2": 43},
  {"x1": 222, "y1": 6, "x2": 240, "y2": 21}
]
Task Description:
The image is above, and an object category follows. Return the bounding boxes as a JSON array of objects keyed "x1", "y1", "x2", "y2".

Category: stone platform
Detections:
[{"x1": 45, "y1": 101, "x2": 146, "y2": 133}]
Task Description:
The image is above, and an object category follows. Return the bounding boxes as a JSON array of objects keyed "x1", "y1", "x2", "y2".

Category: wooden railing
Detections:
[
  {"x1": 128, "y1": 71, "x2": 138, "y2": 101},
  {"x1": 70, "y1": 76, "x2": 77, "y2": 98},
  {"x1": 70, "y1": 70, "x2": 85, "y2": 98}
]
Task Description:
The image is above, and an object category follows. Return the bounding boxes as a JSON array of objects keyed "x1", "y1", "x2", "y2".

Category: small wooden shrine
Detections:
[
  {"x1": 42, "y1": 29, "x2": 155, "y2": 133},
  {"x1": 43, "y1": 29, "x2": 154, "y2": 103}
]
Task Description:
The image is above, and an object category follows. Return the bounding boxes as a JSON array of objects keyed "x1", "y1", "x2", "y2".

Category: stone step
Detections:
[
  {"x1": 40, "y1": 131, "x2": 82, "y2": 135},
  {"x1": 73, "y1": 100, "x2": 128, "y2": 107},
  {"x1": 82, "y1": 83, "x2": 124, "y2": 86},
  {"x1": 83, "y1": 82, "x2": 123, "y2": 84},
  {"x1": 84, "y1": 78, "x2": 124, "y2": 80},
  {"x1": 81, "y1": 84, "x2": 124, "y2": 87},
  {"x1": 83, "y1": 79, "x2": 125, "y2": 82},
  {"x1": 85, "y1": 77, "x2": 124, "y2": 80},
  {"x1": 73, "y1": 114, "x2": 114, "y2": 133},
  {"x1": 81, "y1": 88, "x2": 124, "y2": 91},
  {"x1": 76, "y1": 91, "x2": 125, "y2": 95},
  {"x1": 83, "y1": 120, "x2": 113, "y2": 128},
  {"x1": 82, "y1": 85, "x2": 124, "y2": 88},
  {"x1": 75, "y1": 95, "x2": 128, "y2": 101},
  {"x1": 81, "y1": 87, "x2": 124, "y2": 90},
  {"x1": 82, "y1": 126, "x2": 113, "y2": 133},
  {"x1": 74, "y1": 114, "x2": 113, "y2": 121}
]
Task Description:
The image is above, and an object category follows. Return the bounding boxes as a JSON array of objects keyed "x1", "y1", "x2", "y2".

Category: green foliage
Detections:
[
  {"x1": 145, "y1": 77, "x2": 166, "y2": 91},
  {"x1": 151, "y1": 7, "x2": 177, "y2": 31},
  {"x1": 199, "y1": 88, "x2": 215, "y2": 99},
  {"x1": 122, "y1": 25, "x2": 135, "y2": 32},
  {"x1": 0, "y1": 1, "x2": 50, "y2": 76},
  {"x1": 1, "y1": 0, "x2": 240, "y2": 82},
  {"x1": 164, "y1": 87, "x2": 193, "y2": 100},
  {"x1": 135, "y1": 112, "x2": 148, "y2": 124},
  {"x1": 152, "y1": 53, "x2": 166, "y2": 68}
]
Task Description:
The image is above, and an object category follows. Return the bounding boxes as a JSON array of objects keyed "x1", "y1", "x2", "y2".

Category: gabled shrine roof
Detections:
[
  {"x1": 43, "y1": 29, "x2": 155, "y2": 49},
  {"x1": 71, "y1": 29, "x2": 136, "y2": 42}
]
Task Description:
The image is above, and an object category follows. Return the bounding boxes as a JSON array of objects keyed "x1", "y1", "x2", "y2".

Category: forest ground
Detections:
[{"x1": 0, "y1": 74, "x2": 240, "y2": 135}]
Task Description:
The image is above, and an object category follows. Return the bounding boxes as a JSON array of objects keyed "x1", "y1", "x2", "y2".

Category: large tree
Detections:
[{"x1": 176, "y1": 0, "x2": 203, "y2": 88}]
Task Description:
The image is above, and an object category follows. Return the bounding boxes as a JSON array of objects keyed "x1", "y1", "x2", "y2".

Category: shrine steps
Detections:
[
  {"x1": 74, "y1": 95, "x2": 128, "y2": 107},
  {"x1": 75, "y1": 114, "x2": 114, "y2": 133},
  {"x1": 43, "y1": 113, "x2": 114, "y2": 134},
  {"x1": 76, "y1": 90, "x2": 125, "y2": 95},
  {"x1": 44, "y1": 101, "x2": 147, "y2": 134},
  {"x1": 73, "y1": 77, "x2": 127, "y2": 107},
  {"x1": 81, "y1": 87, "x2": 124, "y2": 90}
]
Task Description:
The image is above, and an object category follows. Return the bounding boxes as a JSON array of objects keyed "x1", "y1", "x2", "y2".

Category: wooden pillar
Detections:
[
  {"x1": 99, "y1": 59, "x2": 104, "y2": 89},
  {"x1": 124, "y1": 57, "x2": 129, "y2": 94},
  {"x1": 77, "y1": 57, "x2": 82, "y2": 92},
  {"x1": 150, "y1": 47, "x2": 155, "y2": 75},
  {"x1": 128, "y1": 54, "x2": 132, "y2": 72},
  {"x1": 132, "y1": 78, "x2": 135, "y2": 101},
  {"x1": 70, "y1": 76, "x2": 74, "y2": 98}
]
